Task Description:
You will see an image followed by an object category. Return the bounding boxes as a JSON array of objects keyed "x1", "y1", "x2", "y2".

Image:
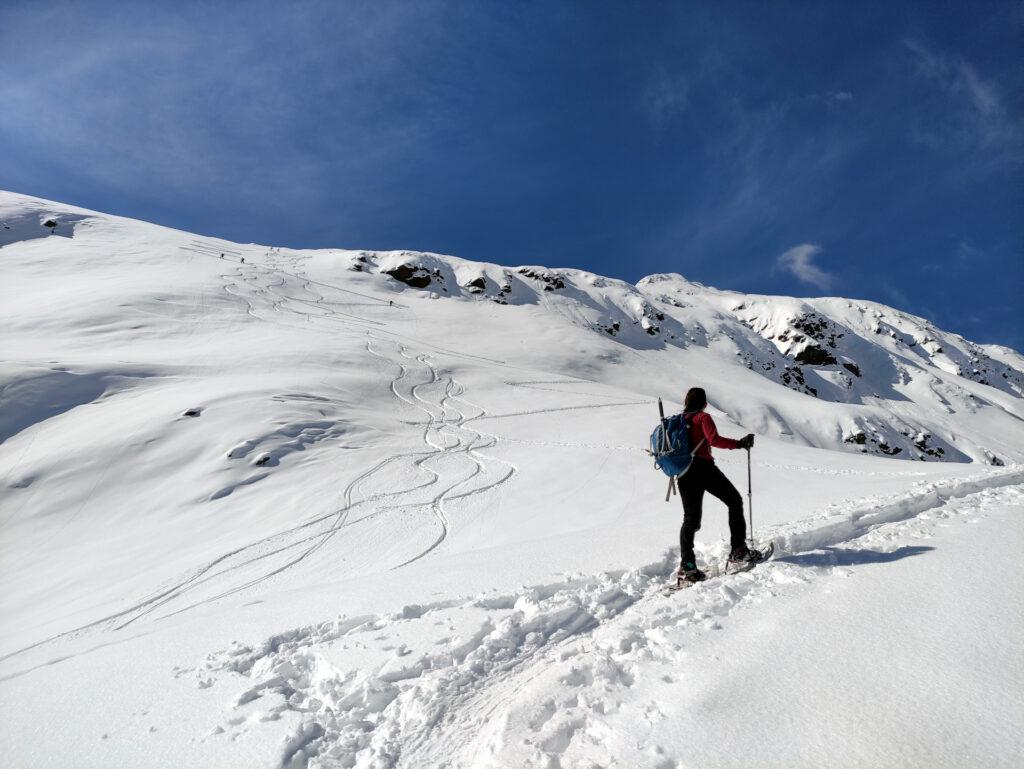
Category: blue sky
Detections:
[{"x1": 2, "y1": 1, "x2": 1021, "y2": 348}]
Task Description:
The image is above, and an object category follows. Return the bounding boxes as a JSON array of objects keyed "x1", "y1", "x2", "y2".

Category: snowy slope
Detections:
[{"x1": 1, "y1": 190, "x2": 1022, "y2": 769}]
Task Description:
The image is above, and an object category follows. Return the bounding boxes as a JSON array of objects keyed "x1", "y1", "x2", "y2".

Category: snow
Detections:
[{"x1": 1, "y1": 189, "x2": 1022, "y2": 768}]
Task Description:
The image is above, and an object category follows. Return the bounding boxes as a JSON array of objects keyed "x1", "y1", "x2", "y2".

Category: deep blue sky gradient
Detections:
[{"x1": 2, "y1": 1, "x2": 1021, "y2": 347}]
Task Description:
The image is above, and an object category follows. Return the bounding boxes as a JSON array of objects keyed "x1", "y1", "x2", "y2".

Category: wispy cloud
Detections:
[
  {"x1": 776, "y1": 243, "x2": 834, "y2": 292},
  {"x1": 904, "y1": 38, "x2": 1022, "y2": 163},
  {"x1": 641, "y1": 68, "x2": 690, "y2": 129},
  {"x1": 804, "y1": 90, "x2": 854, "y2": 108},
  {"x1": 881, "y1": 282, "x2": 911, "y2": 310},
  {"x1": 956, "y1": 240, "x2": 981, "y2": 261},
  {"x1": 905, "y1": 39, "x2": 995, "y2": 114},
  {"x1": 0, "y1": 1, "x2": 452, "y2": 216}
]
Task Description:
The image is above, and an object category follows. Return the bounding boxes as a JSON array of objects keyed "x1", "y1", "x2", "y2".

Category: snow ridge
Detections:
[{"x1": 3, "y1": 190, "x2": 1021, "y2": 466}]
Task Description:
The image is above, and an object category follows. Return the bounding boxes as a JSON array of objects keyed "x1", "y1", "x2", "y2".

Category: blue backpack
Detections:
[{"x1": 650, "y1": 411, "x2": 704, "y2": 478}]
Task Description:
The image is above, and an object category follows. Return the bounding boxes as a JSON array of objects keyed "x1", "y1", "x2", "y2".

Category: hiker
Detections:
[{"x1": 676, "y1": 387, "x2": 764, "y2": 584}]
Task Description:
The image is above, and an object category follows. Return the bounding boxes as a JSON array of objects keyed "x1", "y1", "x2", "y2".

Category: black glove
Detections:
[{"x1": 737, "y1": 434, "x2": 755, "y2": 450}]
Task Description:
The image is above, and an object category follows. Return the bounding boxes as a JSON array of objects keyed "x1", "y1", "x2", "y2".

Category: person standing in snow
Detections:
[{"x1": 676, "y1": 386, "x2": 765, "y2": 584}]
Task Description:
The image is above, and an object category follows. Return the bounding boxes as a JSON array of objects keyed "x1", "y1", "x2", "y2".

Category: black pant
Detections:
[{"x1": 678, "y1": 457, "x2": 746, "y2": 565}]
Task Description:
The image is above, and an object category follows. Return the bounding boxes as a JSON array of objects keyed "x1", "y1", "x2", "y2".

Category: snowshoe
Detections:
[
  {"x1": 726, "y1": 543, "x2": 774, "y2": 573},
  {"x1": 678, "y1": 562, "x2": 707, "y2": 585},
  {"x1": 663, "y1": 562, "x2": 714, "y2": 594}
]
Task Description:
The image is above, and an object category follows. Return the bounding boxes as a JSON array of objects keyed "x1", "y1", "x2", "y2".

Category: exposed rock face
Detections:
[
  {"x1": 779, "y1": 313, "x2": 842, "y2": 366},
  {"x1": 842, "y1": 361, "x2": 862, "y2": 377},
  {"x1": 781, "y1": 365, "x2": 816, "y2": 397},
  {"x1": 733, "y1": 305, "x2": 861, "y2": 396},
  {"x1": 790, "y1": 313, "x2": 841, "y2": 347},
  {"x1": 843, "y1": 429, "x2": 900, "y2": 455},
  {"x1": 841, "y1": 423, "x2": 964, "y2": 460},
  {"x1": 349, "y1": 254, "x2": 372, "y2": 272},
  {"x1": 794, "y1": 345, "x2": 838, "y2": 366},
  {"x1": 517, "y1": 267, "x2": 564, "y2": 291},
  {"x1": 844, "y1": 430, "x2": 867, "y2": 445},
  {"x1": 911, "y1": 432, "x2": 944, "y2": 458},
  {"x1": 385, "y1": 264, "x2": 434, "y2": 289},
  {"x1": 637, "y1": 302, "x2": 663, "y2": 336}
]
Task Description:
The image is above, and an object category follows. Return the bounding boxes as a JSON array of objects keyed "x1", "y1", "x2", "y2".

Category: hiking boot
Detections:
[
  {"x1": 677, "y1": 562, "x2": 707, "y2": 585},
  {"x1": 728, "y1": 545, "x2": 765, "y2": 566}
]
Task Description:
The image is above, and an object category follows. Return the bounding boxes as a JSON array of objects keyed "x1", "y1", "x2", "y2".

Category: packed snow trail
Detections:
[{"x1": 192, "y1": 468, "x2": 1024, "y2": 769}]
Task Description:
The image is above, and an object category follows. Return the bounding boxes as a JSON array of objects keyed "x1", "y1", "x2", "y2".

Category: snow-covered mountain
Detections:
[
  {"x1": 2, "y1": 190, "x2": 1022, "y2": 769},
  {"x1": 361, "y1": 247, "x2": 1024, "y2": 465}
]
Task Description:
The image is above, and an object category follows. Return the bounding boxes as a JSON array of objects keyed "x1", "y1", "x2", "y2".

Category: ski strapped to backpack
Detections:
[{"x1": 649, "y1": 398, "x2": 705, "y2": 501}]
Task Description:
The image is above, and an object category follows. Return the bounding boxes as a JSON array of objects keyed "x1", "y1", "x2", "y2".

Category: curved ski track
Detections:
[{"x1": 0, "y1": 253, "x2": 525, "y2": 659}]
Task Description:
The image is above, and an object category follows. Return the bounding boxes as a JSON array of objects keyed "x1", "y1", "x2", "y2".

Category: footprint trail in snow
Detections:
[{"x1": 193, "y1": 469, "x2": 1024, "y2": 769}]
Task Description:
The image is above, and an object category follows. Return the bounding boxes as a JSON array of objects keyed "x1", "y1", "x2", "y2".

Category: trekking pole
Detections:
[
  {"x1": 746, "y1": 446, "x2": 753, "y2": 545},
  {"x1": 657, "y1": 399, "x2": 676, "y2": 501}
]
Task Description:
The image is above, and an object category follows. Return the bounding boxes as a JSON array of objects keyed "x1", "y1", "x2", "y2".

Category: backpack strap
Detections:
[{"x1": 684, "y1": 411, "x2": 705, "y2": 460}]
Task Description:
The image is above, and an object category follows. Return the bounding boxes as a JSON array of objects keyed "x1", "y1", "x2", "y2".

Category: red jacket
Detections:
[{"x1": 685, "y1": 411, "x2": 738, "y2": 461}]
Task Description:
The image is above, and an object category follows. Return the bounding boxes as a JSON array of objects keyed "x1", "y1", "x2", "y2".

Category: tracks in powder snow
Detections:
[
  {"x1": 0, "y1": 247, "x2": 643, "y2": 662},
  {"x1": 361, "y1": 338, "x2": 518, "y2": 568},
  {"x1": 0, "y1": 336, "x2": 520, "y2": 661},
  {"x1": 190, "y1": 467, "x2": 1024, "y2": 769}
]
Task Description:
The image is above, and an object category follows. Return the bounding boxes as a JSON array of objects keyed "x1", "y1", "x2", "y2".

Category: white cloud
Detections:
[
  {"x1": 905, "y1": 39, "x2": 996, "y2": 116},
  {"x1": 776, "y1": 243, "x2": 834, "y2": 291}
]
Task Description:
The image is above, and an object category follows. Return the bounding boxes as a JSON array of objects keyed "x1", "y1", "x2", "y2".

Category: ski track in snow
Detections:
[
  {"x1": 1, "y1": 244, "x2": 658, "y2": 663},
  {"x1": 0, "y1": 256, "x2": 523, "y2": 659},
  {"x1": 0, "y1": 337, "x2": 517, "y2": 660},
  {"x1": 190, "y1": 468, "x2": 1024, "y2": 769},
  {"x1": 1, "y1": 248, "x2": 638, "y2": 661}
]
